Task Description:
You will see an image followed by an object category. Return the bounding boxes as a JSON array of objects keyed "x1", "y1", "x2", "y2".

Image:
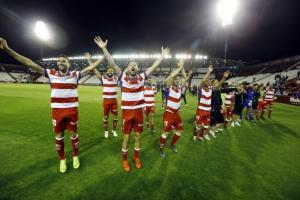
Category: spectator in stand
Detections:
[
  {"x1": 297, "y1": 90, "x2": 300, "y2": 99},
  {"x1": 297, "y1": 71, "x2": 300, "y2": 80}
]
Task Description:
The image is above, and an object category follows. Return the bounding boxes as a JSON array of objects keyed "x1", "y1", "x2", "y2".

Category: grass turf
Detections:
[{"x1": 0, "y1": 83, "x2": 299, "y2": 200}]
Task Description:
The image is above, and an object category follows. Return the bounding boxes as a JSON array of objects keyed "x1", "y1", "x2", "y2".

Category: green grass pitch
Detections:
[{"x1": 0, "y1": 83, "x2": 299, "y2": 200}]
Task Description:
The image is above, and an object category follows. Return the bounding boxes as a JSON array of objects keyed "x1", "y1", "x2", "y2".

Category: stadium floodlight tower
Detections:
[
  {"x1": 216, "y1": 0, "x2": 239, "y2": 60},
  {"x1": 34, "y1": 21, "x2": 51, "y2": 60}
]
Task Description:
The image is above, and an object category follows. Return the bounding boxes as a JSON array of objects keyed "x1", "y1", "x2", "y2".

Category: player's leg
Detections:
[
  {"x1": 160, "y1": 111, "x2": 173, "y2": 157},
  {"x1": 133, "y1": 131, "x2": 142, "y2": 169},
  {"x1": 170, "y1": 115, "x2": 183, "y2": 152},
  {"x1": 121, "y1": 110, "x2": 132, "y2": 172},
  {"x1": 66, "y1": 108, "x2": 80, "y2": 169},
  {"x1": 52, "y1": 109, "x2": 67, "y2": 173},
  {"x1": 150, "y1": 107, "x2": 155, "y2": 132},
  {"x1": 248, "y1": 106, "x2": 253, "y2": 121},
  {"x1": 268, "y1": 102, "x2": 273, "y2": 118},
  {"x1": 133, "y1": 108, "x2": 144, "y2": 168},
  {"x1": 111, "y1": 101, "x2": 118, "y2": 137},
  {"x1": 145, "y1": 107, "x2": 150, "y2": 129},
  {"x1": 103, "y1": 101, "x2": 110, "y2": 138}
]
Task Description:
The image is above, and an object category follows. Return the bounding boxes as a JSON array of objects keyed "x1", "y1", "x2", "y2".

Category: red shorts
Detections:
[
  {"x1": 122, "y1": 108, "x2": 144, "y2": 134},
  {"x1": 224, "y1": 107, "x2": 232, "y2": 117},
  {"x1": 258, "y1": 101, "x2": 266, "y2": 110},
  {"x1": 265, "y1": 100, "x2": 273, "y2": 107},
  {"x1": 52, "y1": 107, "x2": 78, "y2": 134},
  {"x1": 103, "y1": 98, "x2": 118, "y2": 116},
  {"x1": 144, "y1": 106, "x2": 155, "y2": 116},
  {"x1": 163, "y1": 111, "x2": 183, "y2": 132},
  {"x1": 195, "y1": 109, "x2": 211, "y2": 128}
]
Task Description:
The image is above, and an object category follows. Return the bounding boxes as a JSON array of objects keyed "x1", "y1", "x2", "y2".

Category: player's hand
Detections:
[
  {"x1": 177, "y1": 59, "x2": 184, "y2": 68},
  {"x1": 223, "y1": 70, "x2": 230, "y2": 78},
  {"x1": 161, "y1": 47, "x2": 170, "y2": 56},
  {"x1": 84, "y1": 52, "x2": 92, "y2": 60},
  {"x1": 208, "y1": 65, "x2": 214, "y2": 73},
  {"x1": 94, "y1": 36, "x2": 107, "y2": 49},
  {"x1": 0, "y1": 38, "x2": 8, "y2": 50}
]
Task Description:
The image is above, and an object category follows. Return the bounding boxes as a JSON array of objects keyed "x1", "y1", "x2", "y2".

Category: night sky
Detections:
[{"x1": 0, "y1": 0, "x2": 300, "y2": 63}]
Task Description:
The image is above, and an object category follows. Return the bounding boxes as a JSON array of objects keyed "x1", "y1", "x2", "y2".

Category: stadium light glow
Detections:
[
  {"x1": 34, "y1": 21, "x2": 51, "y2": 41},
  {"x1": 216, "y1": 0, "x2": 239, "y2": 27},
  {"x1": 42, "y1": 53, "x2": 208, "y2": 62}
]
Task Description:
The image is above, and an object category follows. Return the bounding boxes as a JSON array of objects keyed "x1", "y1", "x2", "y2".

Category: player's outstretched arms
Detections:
[
  {"x1": 84, "y1": 52, "x2": 102, "y2": 79},
  {"x1": 164, "y1": 63, "x2": 183, "y2": 87},
  {"x1": 94, "y1": 36, "x2": 121, "y2": 77},
  {"x1": 145, "y1": 47, "x2": 170, "y2": 76},
  {"x1": 200, "y1": 64, "x2": 213, "y2": 87},
  {"x1": 0, "y1": 38, "x2": 44, "y2": 74}
]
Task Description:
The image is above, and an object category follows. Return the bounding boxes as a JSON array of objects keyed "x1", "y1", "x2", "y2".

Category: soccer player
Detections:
[
  {"x1": 262, "y1": 83, "x2": 275, "y2": 119},
  {"x1": 0, "y1": 37, "x2": 102, "y2": 173},
  {"x1": 223, "y1": 83, "x2": 235, "y2": 126},
  {"x1": 93, "y1": 36, "x2": 170, "y2": 172},
  {"x1": 231, "y1": 85, "x2": 246, "y2": 127},
  {"x1": 244, "y1": 84, "x2": 254, "y2": 121},
  {"x1": 144, "y1": 77, "x2": 157, "y2": 133},
  {"x1": 252, "y1": 83, "x2": 261, "y2": 121},
  {"x1": 193, "y1": 65, "x2": 214, "y2": 141},
  {"x1": 209, "y1": 70, "x2": 230, "y2": 137},
  {"x1": 159, "y1": 60, "x2": 192, "y2": 157},
  {"x1": 85, "y1": 52, "x2": 118, "y2": 139}
]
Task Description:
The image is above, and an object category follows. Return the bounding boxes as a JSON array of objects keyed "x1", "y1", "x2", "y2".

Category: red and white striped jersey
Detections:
[
  {"x1": 166, "y1": 86, "x2": 182, "y2": 113},
  {"x1": 264, "y1": 88, "x2": 275, "y2": 101},
  {"x1": 224, "y1": 92, "x2": 234, "y2": 107},
  {"x1": 45, "y1": 68, "x2": 81, "y2": 109},
  {"x1": 101, "y1": 75, "x2": 118, "y2": 99},
  {"x1": 198, "y1": 86, "x2": 212, "y2": 111},
  {"x1": 144, "y1": 86, "x2": 156, "y2": 107},
  {"x1": 121, "y1": 72, "x2": 146, "y2": 109}
]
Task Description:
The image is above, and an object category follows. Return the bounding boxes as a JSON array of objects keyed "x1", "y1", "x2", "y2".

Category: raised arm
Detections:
[
  {"x1": 217, "y1": 70, "x2": 230, "y2": 88},
  {"x1": 0, "y1": 38, "x2": 44, "y2": 74},
  {"x1": 200, "y1": 64, "x2": 214, "y2": 87},
  {"x1": 94, "y1": 36, "x2": 122, "y2": 77},
  {"x1": 84, "y1": 52, "x2": 102, "y2": 79},
  {"x1": 164, "y1": 64, "x2": 183, "y2": 87},
  {"x1": 145, "y1": 47, "x2": 170, "y2": 76}
]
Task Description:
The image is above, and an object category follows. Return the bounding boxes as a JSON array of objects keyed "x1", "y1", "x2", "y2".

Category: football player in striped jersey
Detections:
[
  {"x1": 94, "y1": 36, "x2": 170, "y2": 171},
  {"x1": 85, "y1": 52, "x2": 119, "y2": 139},
  {"x1": 0, "y1": 37, "x2": 102, "y2": 173},
  {"x1": 159, "y1": 60, "x2": 192, "y2": 157}
]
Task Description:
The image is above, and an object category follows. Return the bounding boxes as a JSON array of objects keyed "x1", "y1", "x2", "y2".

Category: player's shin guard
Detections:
[
  {"x1": 134, "y1": 148, "x2": 140, "y2": 160},
  {"x1": 55, "y1": 137, "x2": 65, "y2": 160},
  {"x1": 122, "y1": 148, "x2": 128, "y2": 161},
  {"x1": 171, "y1": 132, "x2": 181, "y2": 145},
  {"x1": 71, "y1": 134, "x2": 79, "y2": 156},
  {"x1": 160, "y1": 133, "x2": 168, "y2": 150},
  {"x1": 113, "y1": 119, "x2": 118, "y2": 130},
  {"x1": 103, "y1": 119, "x2": 108, "y2": 131}
]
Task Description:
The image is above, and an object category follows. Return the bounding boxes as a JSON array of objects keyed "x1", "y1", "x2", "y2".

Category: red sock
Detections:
[
  {"x1": 194, "y1": 127, "x2": 199, "y2": 137},
  {"x1": 71, "y1": 134, "x2": 79, "y2": 156},
  {"x1": 171, "y1": 133, "x2": 180, "y2": 145},
  {"x1": 113, "y1": 119, "x2": 118, "y2": 130},
  {"x1": 134, "y1": 148, "x2": 140, "y2": 160},
  {"x1": 122, "y1": 149, "x2": 128, "y2": 161},
  {"x1": 55, "y1": 137, "x2": 65, "y2": 160},
  {"x1": 104, "y1": 120, "x2": 108, "y2": 131},
  {"x1": 160, "y1": 135, "x2": 167, "y2": 150},
  {"x1": 199, "y1": 128, "x2": 205, "y2": 137}
]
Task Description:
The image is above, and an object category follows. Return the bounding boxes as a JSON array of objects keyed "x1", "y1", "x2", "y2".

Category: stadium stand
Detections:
[{"x1": 0, "y1": 72, "x2": 15, "y2": 82}]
